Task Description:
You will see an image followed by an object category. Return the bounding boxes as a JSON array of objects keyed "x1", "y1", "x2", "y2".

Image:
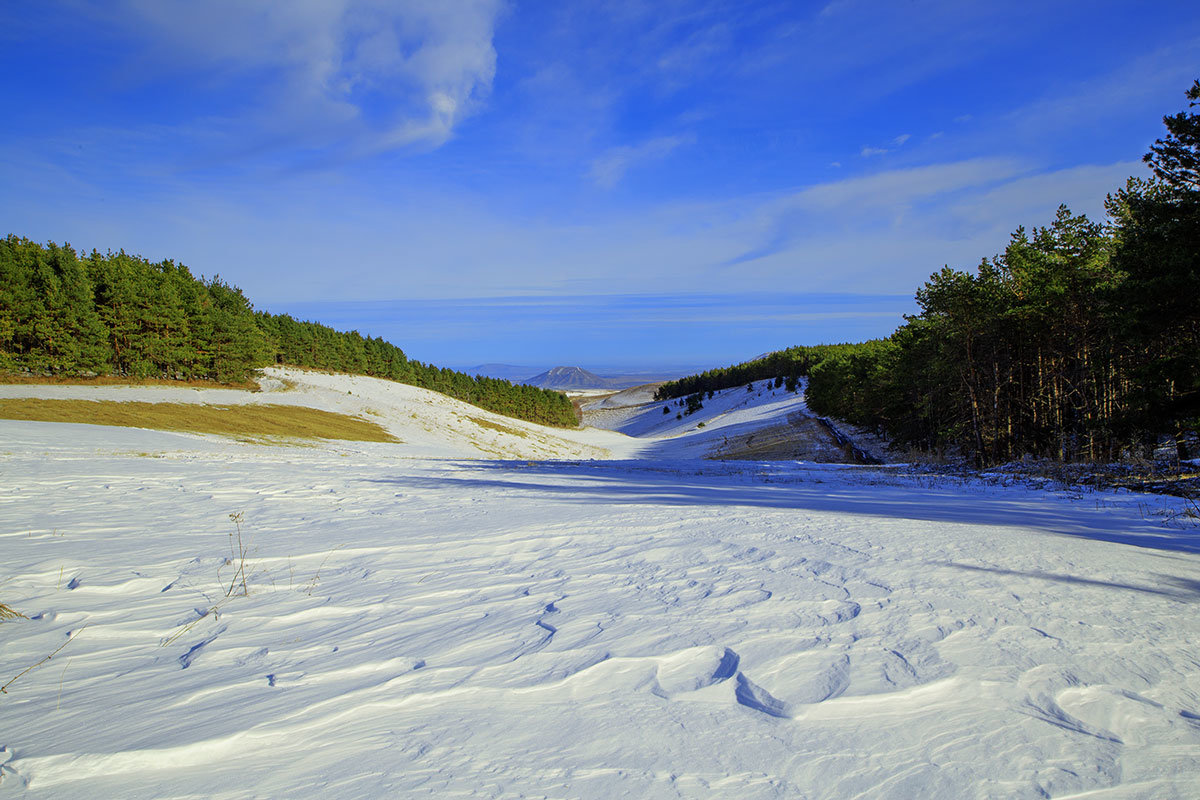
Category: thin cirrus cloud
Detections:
[
  {"x1": 589, "y1": 134, "x2": 696, "y2": 188},
  {"x1": 271, "y1": 292, "x2": 918, "y2": 368},
  {"x1": 860, "y1": 134, "x2": 910, "y2": 158},
  {"x1": 997, "y1": 40, "x2": 1199, "y2": 143},
  {"x1": 722, "y1": 157, "x2": 1030, "y2": 267},
  {"x1": 788, "y1": 158, "x2": 1026, "y2": 210}
]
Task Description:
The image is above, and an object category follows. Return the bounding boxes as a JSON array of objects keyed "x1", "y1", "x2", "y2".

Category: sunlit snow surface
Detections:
[{"x1": 2, "y1": 370, "x2": 1200, "y2": 798}]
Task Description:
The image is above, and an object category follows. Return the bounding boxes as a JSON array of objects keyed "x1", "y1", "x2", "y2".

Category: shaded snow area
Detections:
[
  {"x1": 581, "y1": 380, "x2": 867, "y2": 462},
  {"x1": 581, "y1": 381, "x2": 805, "y2": 441},
  {"x1": 3, "y1": 372, "x2": 1200, "y2": 798}
]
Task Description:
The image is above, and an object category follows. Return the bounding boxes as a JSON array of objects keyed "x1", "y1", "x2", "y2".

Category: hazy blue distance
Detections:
[{"x1": 270, "y1": 292, "x2": 915, "y2": 372}]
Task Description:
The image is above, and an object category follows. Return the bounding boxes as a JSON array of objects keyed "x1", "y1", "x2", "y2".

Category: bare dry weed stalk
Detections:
[
  {"x1": 2, "y1": 625, "x2": 87, "y2": 696},
  {"x1": 56, "y1": 657, "x2": 73, "y2": 711},
  {"x1": 164, "y1": 512, "x2": 251, "y2": 648},
  {"x1": 161, "y1": 599, "x2": 228, "y2": 648},
  {"x1": 1182, "y1": 492, "x2": 1200, "y2": 520},
  {"x1": 225, "y1": 512, "x2": 250, "y2": 598},
  {"x1": 0, "y1": 603, "x2": 26, "y2": 622},
  {"x1": 303, "y1": 544, "x2": 347, "y2": 595}
]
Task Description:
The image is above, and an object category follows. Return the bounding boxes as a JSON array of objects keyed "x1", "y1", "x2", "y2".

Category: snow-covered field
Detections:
[{"x1": 2, "y1": 369, "x2": 1200, "y2": 798}]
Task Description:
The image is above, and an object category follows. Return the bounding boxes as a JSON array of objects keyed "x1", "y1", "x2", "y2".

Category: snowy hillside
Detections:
[
  {"x1": 582, "y1": 380, "x2": 868, "y2": 461},
  {"x1": 0, "y1": 366, "x2": 633, "y2": 462},
  {"x1": 584, "y1": 380, "x2": 806, "y2": 438},
  {"x1": 2, "y1": 370, "x2": 1200, "y2": 798}
]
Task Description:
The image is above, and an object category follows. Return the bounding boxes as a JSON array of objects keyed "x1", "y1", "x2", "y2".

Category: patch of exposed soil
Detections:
[{"x1": 708, "y1": 412, "x2": 879, "y2": 464}]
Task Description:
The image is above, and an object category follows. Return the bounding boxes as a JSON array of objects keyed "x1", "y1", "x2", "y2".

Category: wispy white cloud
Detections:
[
  {"x1": 91, "y1": 0, "x2": 503, "y2": 154},
  {"x1": 717, "y1": 157, "x2": 1028, "y2": 270},
  {"x1": 273, "y1": 291, "x2": 916, "y2": 367},
  {"x1": 817, "y1": 0, "x2": 857, "y2": 19},
  {"x1": 861, "y1": 133, "x2": 910, "y2": 159},
  {"x1": 589, "y1": 134, "x2": 695, "y2": 188},
  {"x1": 654, "y1": 20, "x2": 733, "y2": 86},
  {"x1": 949, "y1": 160, "x2": 1145, "y2": 229},
  {"x1": 791, "y1": 158, "x2": 1025, "y2": 210},
  {"x1": 1, "y1": 137, "x2": 1151, "y2": 310},
  {"x1": 1000, "y1": 40, "x2": 1199, "y2": 139}
]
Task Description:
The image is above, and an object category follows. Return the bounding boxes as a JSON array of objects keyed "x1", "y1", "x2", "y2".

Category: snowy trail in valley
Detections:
[{"x1": 2, "y1": 372, "x2": 1200, "y2": 797}]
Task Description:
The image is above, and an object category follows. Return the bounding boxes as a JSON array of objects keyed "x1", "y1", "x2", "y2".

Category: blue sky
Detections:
[{"x1": 3, "y1": 1, "x2": 1198, "y2": 371}]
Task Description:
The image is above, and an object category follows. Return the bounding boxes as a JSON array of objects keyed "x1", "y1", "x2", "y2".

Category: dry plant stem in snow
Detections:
[
  {"x1": 56, "y1": 657, "x2": 73, "y2": 711},
  {"x1": 2, "y1": 625, "x2": 86, "y2": 696},
  {"x1": 0, "y1": 603, "x2": 25, "y2": 622},
  {"x1": 226, "y1": 512, "x2": 249, "y2": 598},
  {"x1": 303, "y1": 544, "x2": 347, "y2": 595},
  {"x1": 164, "y1": 512, "x2": 251, "y2": 648},
  {"x1": 1183, "y1": 492, "x2": 1200, "y2": 520},
  {"x1": 161, "y1": 598, "x2": 232, "y2": 648}
]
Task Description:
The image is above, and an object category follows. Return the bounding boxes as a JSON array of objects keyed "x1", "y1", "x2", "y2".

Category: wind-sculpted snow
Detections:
[{"x1": 2, "y1": 383, "x2": 1200, "y2": 797}]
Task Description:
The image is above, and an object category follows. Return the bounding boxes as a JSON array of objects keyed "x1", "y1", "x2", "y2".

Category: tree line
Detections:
[
  {"x1": 0, "y1": 240, "x2": 577, "y2": 427},
  {"x1": 655, "y1": 345, "x2": 845, "y2": 400},
  {"x1": 664, "y1": 80, "x2": 1200, "y2": 466}
]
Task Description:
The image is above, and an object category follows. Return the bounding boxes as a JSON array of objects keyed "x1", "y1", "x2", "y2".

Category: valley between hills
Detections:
[{"x1": 2, "y1": 367, "x2": 1199, "y2": 798}]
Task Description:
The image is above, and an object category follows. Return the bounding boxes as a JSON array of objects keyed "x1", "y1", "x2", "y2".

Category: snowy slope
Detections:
[
  {"x1": 582, "y1": 380, "x2": 855, "y2": 460},
  {"x1": 0, "y1": 366, "x2": 637, "y2": 461},
  {"x1": 2, "y1": 373, "x2": 1200, "y2": 798},
  {"x1": 584, "y1": 382, "x2": 807, "y2": 438},
  {"x1": 580, "y1": 382, "x2": 662, "y2": 410}
]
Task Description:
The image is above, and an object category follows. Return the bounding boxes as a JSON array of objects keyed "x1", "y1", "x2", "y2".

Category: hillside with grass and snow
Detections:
[
  {"x1": 0, "y1": 237, "x2": 579, "y2": 428},
  {"x1": 0, "y1": 366, "x2": 630, "y2": 461},
  {"x1": 2, "y1": 368, "x2": 1200, "y2": 798}
]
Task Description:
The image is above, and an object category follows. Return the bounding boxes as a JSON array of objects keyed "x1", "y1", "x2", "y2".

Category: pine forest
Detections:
[
  {"x1": 0, "y1": 239, "x2": 578, "y2": 428},
  {"x1": 662, "y1": 81, "x2": 1200, "y2": 466}
]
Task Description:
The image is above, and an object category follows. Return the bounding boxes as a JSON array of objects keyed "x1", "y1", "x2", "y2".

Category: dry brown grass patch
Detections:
[
  {"x1": 467, "y1": 415, "x2": 528, "y2": 439},
  {"x1": 0, "y1": 372, "x2": 261, "y2": 390},
  {"x1": 0, "y1": 399, "x2": 399, "y2": 443}
]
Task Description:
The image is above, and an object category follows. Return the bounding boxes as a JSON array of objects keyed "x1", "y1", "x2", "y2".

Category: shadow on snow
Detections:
[{"x1": 365, "y1": 459, "x2": 1200, "y2": 557}]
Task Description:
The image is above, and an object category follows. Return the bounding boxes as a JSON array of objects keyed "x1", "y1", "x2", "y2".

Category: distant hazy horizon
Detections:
[{"x1": 269, "y1": 291, "x2": 915, "y2": 371}]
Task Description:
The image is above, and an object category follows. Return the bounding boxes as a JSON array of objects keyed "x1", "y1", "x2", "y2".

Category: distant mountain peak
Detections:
[{"x1": 526, "y1": 366, "x2": 615, "y2": 390}]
